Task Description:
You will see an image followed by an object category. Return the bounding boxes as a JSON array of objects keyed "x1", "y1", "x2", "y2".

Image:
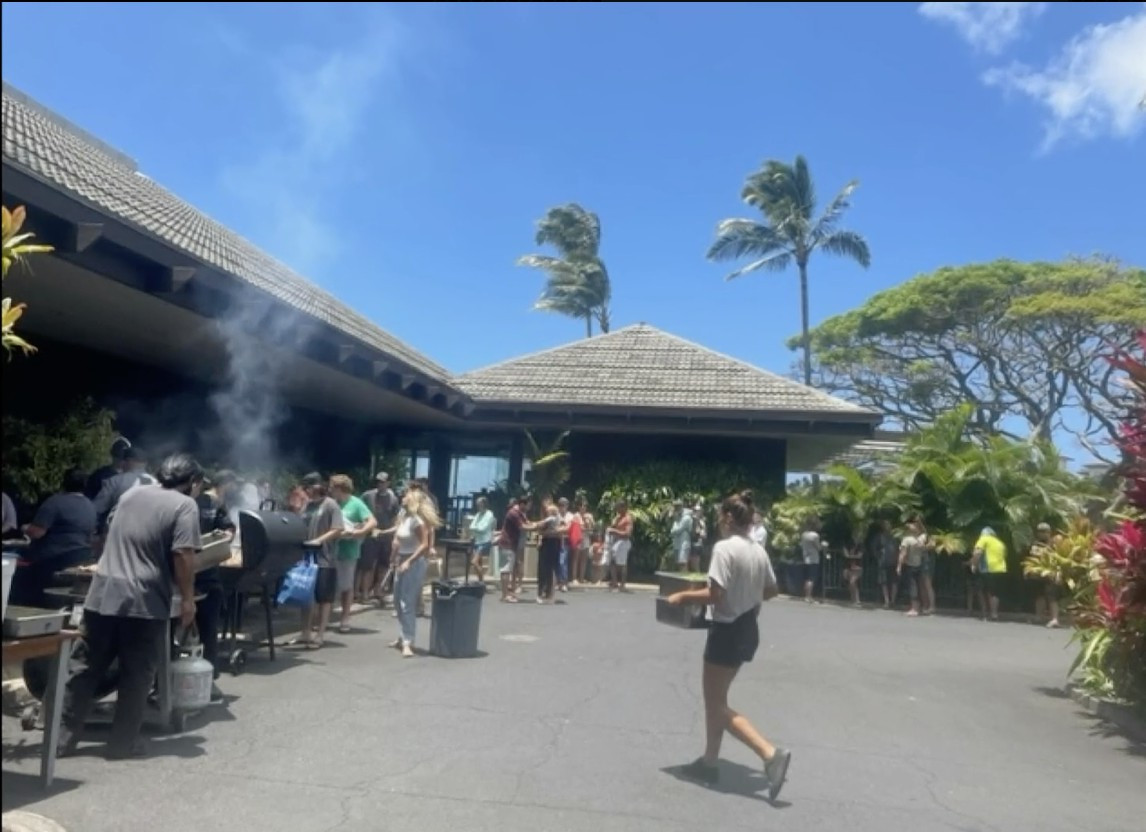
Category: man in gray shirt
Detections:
[{"x1": 61, "y1": 454, "x2": 202, "y2": 760}]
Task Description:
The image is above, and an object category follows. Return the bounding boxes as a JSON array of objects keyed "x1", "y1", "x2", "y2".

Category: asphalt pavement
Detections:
[{"x1": 3, "y1": 590, "x2": 1144, "y2": 832}]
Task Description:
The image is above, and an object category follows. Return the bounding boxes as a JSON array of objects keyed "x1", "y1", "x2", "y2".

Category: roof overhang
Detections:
[
  {"x1": 3, "y1": 162, "x2": 471, "y2": 425},
  {"x1": 465, "y1": 400, "x2": 881, "y2": 471}
]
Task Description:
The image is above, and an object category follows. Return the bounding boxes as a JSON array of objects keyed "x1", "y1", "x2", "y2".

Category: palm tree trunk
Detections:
[
  {"x1": 799, "y1": 258, "x2": 821, "y2": 491},
  {"x1": 585, "y1": 314, "x2": 593, "y2": 338},
  {"x1": 798, "y1": 259, "x2": 812, "y2": 388}
]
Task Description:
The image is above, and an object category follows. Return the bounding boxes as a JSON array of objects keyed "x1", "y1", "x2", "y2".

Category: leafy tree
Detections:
[
  {"x1": 2, "y1": 204, "x2": 53, "y2": 356},
  {"x1": 800, "y1": 258, "x2": 1146, "y2": 461},
  {"x1": 707, "y1": 155, "x2": 871, "y2": 387},
  {"x1": 517, "y1": 204, "x2": 611, "y2": 337}
]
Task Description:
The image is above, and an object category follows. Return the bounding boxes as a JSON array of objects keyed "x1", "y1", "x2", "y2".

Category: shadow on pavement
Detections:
[
  {"x1": 0, "y1": 769, "x2": 82, "y2": 813},
  {"x1": 660, "y1": 761, "x2": 791, "y2": 808},
  {"x1": 1082, "y1": 714, "x2": 1146, "y2": 759}
]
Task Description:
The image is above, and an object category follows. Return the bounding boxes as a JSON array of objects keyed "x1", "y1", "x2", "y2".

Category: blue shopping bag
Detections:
[{"x1": 276, "y1": 553, "x2": 318, "y2": 607}]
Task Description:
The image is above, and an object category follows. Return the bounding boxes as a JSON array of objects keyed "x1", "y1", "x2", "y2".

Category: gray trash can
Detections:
[{"x1": 429, "y1": 580, "x2": 486, "y2": 658}]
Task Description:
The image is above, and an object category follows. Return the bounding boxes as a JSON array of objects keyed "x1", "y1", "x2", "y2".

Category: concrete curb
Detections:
[
  {"x1": 776, "y1": 592, "x2": 1068, "y2": 625},
  {"x1": 1067, "y1": 685, "x2": 1146, "y2": 743}
]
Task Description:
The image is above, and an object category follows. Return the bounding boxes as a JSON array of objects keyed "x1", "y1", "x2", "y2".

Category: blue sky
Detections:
[{"x1": 3, "y1": 4, "x2": 1144, "y2": 416}]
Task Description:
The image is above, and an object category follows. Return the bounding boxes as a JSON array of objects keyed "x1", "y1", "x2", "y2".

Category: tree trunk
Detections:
[
  {"x1": 799, "y1": 259, "x2": 813, "y2": 388},
  {"x1": 799, "y1": 258, "x2": 821, "y2": 491},
  {"x1": 585, "y1": 314, "x2": 593, "y2": 338}
]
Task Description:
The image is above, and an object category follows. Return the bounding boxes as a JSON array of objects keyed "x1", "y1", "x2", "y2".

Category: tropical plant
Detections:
[
  {"x1": 2, "y1": 204, "x2": 53, "y2": 356},
  {"x1": 523, "y1": 429, "x2": 571, "y2": 504},
  {"x1": 2, "y1": 398, "x2": 118, "y2": 502},
  {"x1": 593, "y1": 460, "x2": 778, "y2": 575},
  {"x1": 517, "y1": 203, "x2": 612, "y2": 337},
  {"x1": 706, "y1": 155, "x2": 870, "y2": 387}
]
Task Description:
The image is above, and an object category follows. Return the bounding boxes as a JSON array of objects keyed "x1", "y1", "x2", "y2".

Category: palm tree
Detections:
[
  {"x1": 518, "y1": 203, "x2": 611, "y2": 337},
  {"x1": 706, "y1": 155, "x2": 871, "y2": 387}
]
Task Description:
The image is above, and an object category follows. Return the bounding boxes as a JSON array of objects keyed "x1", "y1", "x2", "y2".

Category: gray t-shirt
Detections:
[
  {"x1": 800, "y1": 531, "x2": 822, "y2": 565},
  {"x1": 875, "y1": 532, "x2": 899, "y2": 567},
  {"x1": 707, "y1": 534, "x2": 777, "y2": 624},
  {"x1": 305, "y1": 496, "x2": 345, "y2": 567},
  {"x1": 85, "y1": 486, "x2": 201, "y2": 620},
  {"x1": 29, "y1": 492, "x2": 97, "y2": 564},
  {"x1": 900, "y1": 535, "x2": 927, "y2": 568}
]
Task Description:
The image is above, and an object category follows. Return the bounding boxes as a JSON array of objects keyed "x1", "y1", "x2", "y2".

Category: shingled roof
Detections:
[
  {"x1": 457, "y1": 324, "x2": 878, "y2": 418},
  {"x1": 1, "y1": 84, "x2": 452, "y2": 384}
]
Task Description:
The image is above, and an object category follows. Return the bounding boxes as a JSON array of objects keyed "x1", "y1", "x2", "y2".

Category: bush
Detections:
[
  {"x1": 591, "y1": 460, "x2": 778, "y2": 576},
  {"x1": 2, "y1": 398, "x2": 118, "y2": 502}
]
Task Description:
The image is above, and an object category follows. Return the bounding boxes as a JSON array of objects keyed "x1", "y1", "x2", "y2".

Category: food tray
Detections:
[
  {"x1": 3, "y1": 605, "x2": 69, "y2": 639},
  {"x1": 654, "y1": 596, "x2": 709, "y2": 630},
  {"x1": 195, "y1": 531, "x2": 235, "y2": 573}
]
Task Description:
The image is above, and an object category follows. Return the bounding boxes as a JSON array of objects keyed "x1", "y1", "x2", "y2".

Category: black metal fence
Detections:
[{"x1": 784, "y1": 549, "x2": 1040, "y2": 613}]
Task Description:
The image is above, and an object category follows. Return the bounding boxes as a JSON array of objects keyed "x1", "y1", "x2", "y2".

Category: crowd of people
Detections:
[{"x1": 789, "y1": 515, "x2": 1062, "y2": 624}]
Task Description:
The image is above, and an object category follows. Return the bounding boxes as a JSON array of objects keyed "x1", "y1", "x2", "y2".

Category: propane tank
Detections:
[{"x1": 171, "y1": 626, "x2": 213, "y2": 711}]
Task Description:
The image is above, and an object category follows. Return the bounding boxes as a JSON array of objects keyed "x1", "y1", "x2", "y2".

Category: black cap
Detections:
[
  {"x1": 301, "y1": 472, "x2": 324, "y2": 488},
  {"x1": 124, "y1": 446, "x2": 147, "y2": 463}
]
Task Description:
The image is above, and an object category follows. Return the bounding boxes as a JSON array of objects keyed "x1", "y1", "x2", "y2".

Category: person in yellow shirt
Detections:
[{"x1": 972, "y1": 527, "x2": 1007, "y2": 621}]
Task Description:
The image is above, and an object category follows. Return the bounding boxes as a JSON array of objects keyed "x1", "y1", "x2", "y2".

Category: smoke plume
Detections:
[{"x1": 208, "y1": 292, "x2": 313, "y2": 475}]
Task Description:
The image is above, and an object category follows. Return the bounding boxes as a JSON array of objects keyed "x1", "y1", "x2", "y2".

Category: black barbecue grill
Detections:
[{"x1": 218, "y1": 509, "x2": 310, "y2": 672}]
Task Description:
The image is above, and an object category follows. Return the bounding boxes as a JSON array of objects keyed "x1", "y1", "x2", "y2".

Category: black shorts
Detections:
[
  {"x1": 314, "y1": 566, "x2": 338, "y2": 605},
  {"x1": 982, "y1": 572, "x2": 1006, "y2": 597},
  {"x1": 704, "y1": 609, "x2": 760, "y2": 668},
  {"x1": 359, "y1": 536, "x2": 386, "y2": 571}
]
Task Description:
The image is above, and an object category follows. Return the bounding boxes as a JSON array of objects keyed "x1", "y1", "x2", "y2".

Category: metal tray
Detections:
[{"x1": 3, "y1": 605, "x2": 69, "y2": 639}]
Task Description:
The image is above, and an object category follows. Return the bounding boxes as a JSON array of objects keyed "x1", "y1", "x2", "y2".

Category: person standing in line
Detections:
[
  {"x1": 916, "y1": 518, "x2": 937, "y2": 616},
  {"x1": 575, "y1": 499, "x2": 595, "y2": 584},
  {"x1": 1028, "y1": 522, "x2": 1063, "y2": 628},
  {"x1": 536, "y1": 502, "x2": 567, "y2": 604},
  {"x1": 800, "y1": 520, "x2": 823, "y2": 604},
  {"x1": 972, "y1": 526, "x2": 1008, "y2": 622},
  {"x1": 897, "y1": 518, "x2": 928, "y2": 618},
  {"x1": 556, "y1": 496, "x2": 578, "y2": 592},
  {"x1": 298, "y1": 472, "x2": 345, "y2": 650},
  {"x1": 390, "y1": 489, "x2": 441, "y2": 657},
  {"x1": 749, "y1": 510, "x2": 768, "y2": 550},
  {"x1": 606, "y1": 499, "x2": 634, "y2": 592},
  {"x1": 60, "y1": 454, "x2": 202, "y2": 760},
  {"x1": 665, "y1": 490, "x2": 791, "y2": 800},
  {"x1": 689, "y1": 503, "x2": 707, "y2": 573},
  {"x1": 872, "y1": 520, "x2": 900, "y2": 609},
  {"x1": 468, "y1": 496, "x2": 495, "y2": 582},
  {"x1": 496, "y1": 495, "x2": 530, "y2": 603},
  {"x1": 670, "y1": 500, "x2": 694, "y2": 572},
  {"x1": 359, "y1": 472, "x2": 399, "y2": 604},
  {"x1": 329, "y1": 475, "x2": 376, "y2": 634}
]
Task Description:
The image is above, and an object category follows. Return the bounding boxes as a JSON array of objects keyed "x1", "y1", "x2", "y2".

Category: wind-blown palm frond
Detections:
[
  {"x1": 519, "y1": 204, "x2": 612, "y2": 337},
  {"x1": 818, "y1": 230, "x2": 872, "y2": 268},
  {"x1": 708, "y1": 154, "x2": 870, "y2": 387}
]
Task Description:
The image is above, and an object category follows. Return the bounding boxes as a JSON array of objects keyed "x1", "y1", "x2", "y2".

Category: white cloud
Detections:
[
  {"x1": 219, "y1": 15, "x2": 410, "y2": 275},
  {"x1": 983, "y1": 7, "x2": 1146, "y2": 148},
  {"x1": 918, "y1": 2, "x2": 1048, "y2": 54}
]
